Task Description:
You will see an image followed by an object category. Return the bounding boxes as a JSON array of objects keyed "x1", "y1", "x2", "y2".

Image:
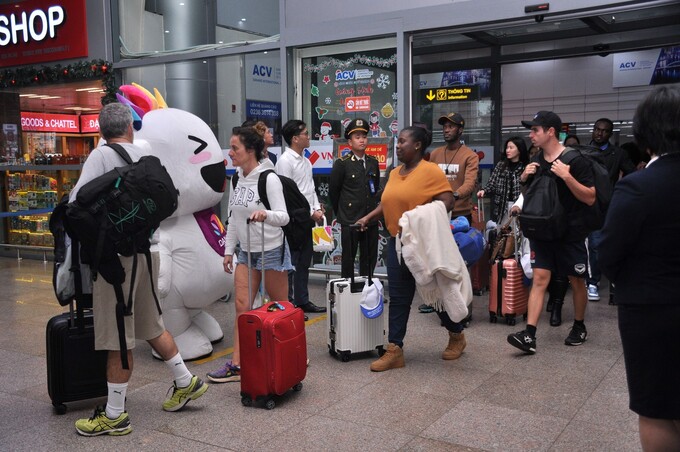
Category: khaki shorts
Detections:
[{"x1": 93, "y1": 251, "x2": 165, "y2": 350}]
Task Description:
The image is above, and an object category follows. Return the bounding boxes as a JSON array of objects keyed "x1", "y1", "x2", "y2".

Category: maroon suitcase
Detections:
[
  {"x1": 238, "y1": 220, "x2": 307, "y2": 409},
  {"x1": 488, "y1": 217, "x2": 528, "y2": 325},
  {"x1": 470, "y1": 199, "x2": 490, "y2": 295}
]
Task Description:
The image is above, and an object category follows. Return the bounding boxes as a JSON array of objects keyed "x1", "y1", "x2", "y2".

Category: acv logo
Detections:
[{"x1": 335, "y1": 70, "x2": 356, "y2": 81}]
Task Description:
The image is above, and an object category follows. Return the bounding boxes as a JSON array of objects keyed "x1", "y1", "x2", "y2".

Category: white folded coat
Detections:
[{"x1": 398, "y1": 200, "x2": 473, "y2": 322}]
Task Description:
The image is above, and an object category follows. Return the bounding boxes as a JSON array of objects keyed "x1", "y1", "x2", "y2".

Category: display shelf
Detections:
[{"x1": 0, "y1": 208, "x2": 53, "y2": 218}]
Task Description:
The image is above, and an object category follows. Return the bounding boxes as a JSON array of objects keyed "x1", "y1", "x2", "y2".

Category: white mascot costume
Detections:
[{"x1": 118, "y1": 84, "x2": 232, "y2": 360}]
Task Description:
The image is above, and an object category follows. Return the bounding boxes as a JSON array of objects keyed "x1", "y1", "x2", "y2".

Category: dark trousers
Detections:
[
  {"x1": 386, "y1": 237, "x2": 462, "y2": 348},
  {"x1": 340, "y1": 224, "x2": 378, "y2": 279},
  {"x1": 288, "y1": 236, "x2": 313, "y2": 307}
]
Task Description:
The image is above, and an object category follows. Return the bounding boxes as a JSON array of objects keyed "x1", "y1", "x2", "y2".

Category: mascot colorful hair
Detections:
[{"x1": 118, "y1": 83, "x2": 232, "y2": 360}]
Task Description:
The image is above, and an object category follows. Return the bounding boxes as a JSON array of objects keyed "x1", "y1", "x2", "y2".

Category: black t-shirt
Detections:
[{"x1": 530, "y1": 150, "x2": 594, "y2": 240}]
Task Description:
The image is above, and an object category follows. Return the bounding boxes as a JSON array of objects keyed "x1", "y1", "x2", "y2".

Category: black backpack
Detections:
[
  {"x1": 232, "y1": 169, "x2": 313, "y2": 251},
  {"x1": 560, "y1": 145, "x2": 613, "y2": 233},
  {"x1": 64, "y1": 143, "x2": 178, "y2": 368},
  {"x1": 518, "y1": 158, "x2": 567, "y2": 242}
]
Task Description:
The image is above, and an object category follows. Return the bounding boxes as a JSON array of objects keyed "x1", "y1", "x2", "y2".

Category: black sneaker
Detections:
[
  {"x1": 418, "y1": 303, "x2": 435, "y2": 313},
  {"x1": 507, "y1": 330, "x2": 536, "y2": 354},
  {"x1": 564, "y1": 324, "x2": 587, "y2": 346}
]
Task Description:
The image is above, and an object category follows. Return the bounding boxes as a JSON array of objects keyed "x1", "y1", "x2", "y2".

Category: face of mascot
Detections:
[{"x1": 135, "y1": 108, "x2": 227, "y2": 217}]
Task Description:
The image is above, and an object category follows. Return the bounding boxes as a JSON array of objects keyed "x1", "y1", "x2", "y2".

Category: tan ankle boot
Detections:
[
  {"x1": 370, "y1": 343, "x2": 405, "y2": 372},
  {"x1": 442, "y1": 331, "x2": 466, "y2": 360}
]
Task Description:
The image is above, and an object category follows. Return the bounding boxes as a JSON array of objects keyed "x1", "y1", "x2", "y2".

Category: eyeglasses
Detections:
[{"x1": 298, "y1": 130, "x2": 310, "y2": 136}]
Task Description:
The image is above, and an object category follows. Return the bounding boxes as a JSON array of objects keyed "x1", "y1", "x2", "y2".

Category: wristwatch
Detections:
[{"x1": 453, "y1": 191, "x2": 460, "y2": 199}]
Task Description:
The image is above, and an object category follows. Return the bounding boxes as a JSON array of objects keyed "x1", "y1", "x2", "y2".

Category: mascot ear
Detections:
[
  {"x1": 131, "y1": 83, "x2": 159, "y2": 110},
  {"x1": 115, "y1": 94, "x2": 143, "y2": 130},
  {"x1": 119, "y1": 85, "x2": 155, "y2": 113},
  {"x1": 154, "y1": 88, "x2": 168, "y2": 109}
]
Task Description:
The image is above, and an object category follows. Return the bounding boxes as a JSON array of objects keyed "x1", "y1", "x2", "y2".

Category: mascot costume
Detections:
[{"x1": 118, "y1": 84, "x2": 232, "y2": 360}]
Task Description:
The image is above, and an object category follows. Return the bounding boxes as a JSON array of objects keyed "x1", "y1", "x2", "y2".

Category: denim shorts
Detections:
[{"x1": 236, "y1": 243, "x2": 294, "y2": 272}]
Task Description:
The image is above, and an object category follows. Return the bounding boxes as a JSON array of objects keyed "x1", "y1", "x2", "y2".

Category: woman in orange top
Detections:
[{"x1": 356, "y1": 126, "x2": 463, "y2": 372}]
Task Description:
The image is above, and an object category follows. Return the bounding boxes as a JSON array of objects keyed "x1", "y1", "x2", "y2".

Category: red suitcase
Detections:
[
  {"x1": 470, "y1": 199, "x2": 490, "y2": 295},
  {"x1": 488, "y1": 217, "x2": 528, "y2": 325},
  {"x1": 238, "y1": 220, "x2": 307, "y2": 409},
  {"x1": 238, "y1": 301, "x2": 307, "y2": 409}
]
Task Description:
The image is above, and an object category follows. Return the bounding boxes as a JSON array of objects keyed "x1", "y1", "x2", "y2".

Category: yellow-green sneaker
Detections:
[
  {"x1": 75, "y1": 406, "x2": 132, "y2": 436},
  {"x1": 162, "y1": 375, "x2": 208, "y2": 412}
]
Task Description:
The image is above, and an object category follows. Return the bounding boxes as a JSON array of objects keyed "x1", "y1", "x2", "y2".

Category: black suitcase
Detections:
[{"x1": 46, "y1": 301, "x2": 108, "y2": 414}]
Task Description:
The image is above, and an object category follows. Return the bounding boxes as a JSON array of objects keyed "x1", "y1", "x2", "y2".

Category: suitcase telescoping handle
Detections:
[
  {"x1": 349, "y1": 223, "x2": 373, "y2": 287},
  {"x1": 509, "y1": 214, "x2": 523, "y2": 260},
  {"x1": 477, "y1": 197, "x2": 485, "y2": 224},
  {"x1": 245, "y1": 218, "x2": 266, "y2": 311}
]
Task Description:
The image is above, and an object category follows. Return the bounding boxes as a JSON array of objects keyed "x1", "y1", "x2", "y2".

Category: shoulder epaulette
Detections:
[
  {"x1": 341, "y1": 154, "x2": 353, "y2": 161},
  {"x1": 366, "y1": 154, "x2": 378, "y2": 160}
]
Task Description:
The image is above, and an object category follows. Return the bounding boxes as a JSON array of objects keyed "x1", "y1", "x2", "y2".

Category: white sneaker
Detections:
[{"x1": 587, "y1": 284, "x2": 600, "y2": 301}]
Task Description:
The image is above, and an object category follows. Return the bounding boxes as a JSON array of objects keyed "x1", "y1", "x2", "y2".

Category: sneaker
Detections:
[
  {"x1": 162, "y1": 375, "x2": 208, "y2": 412},
  {"x1": 418, "y1": 303, "x2": 435, "y2": 313},
  {"x1": 75, "y1": 406, "x2": 132, "y2": 436},
  {"x1": 587, "y1": 284, "x2": 600, "y2": 301},
  {"x1": 206, "y1": 361, "x2": 241, "y2": 383},
  {"x1": 507, "y1": 330, "x2": 537, "y2": 354},
  {"x1": 565, "y1": 324, "x2": 588, "y2": 346}
]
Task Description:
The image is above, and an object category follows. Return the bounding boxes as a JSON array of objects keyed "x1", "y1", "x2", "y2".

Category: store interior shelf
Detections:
[
  {"x1": 0, "y1": 208, "x2": 53, "y2": 218},
  {"x1": 2, "y1": 164, "x2": 83, "y2": 171}
]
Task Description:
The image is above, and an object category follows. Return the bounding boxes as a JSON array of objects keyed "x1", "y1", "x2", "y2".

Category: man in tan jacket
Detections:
[{"x1": 428, "y1": 112, "x2": 479, "y2": 221}]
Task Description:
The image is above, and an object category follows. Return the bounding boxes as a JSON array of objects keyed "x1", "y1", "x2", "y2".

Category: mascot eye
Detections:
[{"x1": 188, "y1": 135, "x2": 208, "y2": 154}]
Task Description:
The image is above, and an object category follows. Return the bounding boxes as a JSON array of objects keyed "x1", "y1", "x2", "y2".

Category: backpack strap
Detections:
[
  {"x1": 257, "y1": 169, "x2": 275, "y2": 210},
  {"x1": 231, "y1": 172, "x2": 239, "y2": 190},
  {"x1": 105, "y1": 143, "x2": 133, "y2": 165},
  {"x1": 112, "y1": 281, "x2": 130, "y2": 369}
]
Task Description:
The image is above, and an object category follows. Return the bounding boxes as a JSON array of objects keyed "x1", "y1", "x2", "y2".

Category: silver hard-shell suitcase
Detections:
[{"x1": 326, "y1": 226, "x2": 385, "y2": 361}]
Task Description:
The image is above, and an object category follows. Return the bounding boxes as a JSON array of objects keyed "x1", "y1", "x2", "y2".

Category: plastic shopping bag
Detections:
[{"x1": 312, "y1": 217, "x2": 334, "y2": 252}]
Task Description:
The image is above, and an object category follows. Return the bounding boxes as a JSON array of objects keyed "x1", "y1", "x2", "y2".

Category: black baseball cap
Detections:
[
  {"x1": 521, "y1": 111, "x2": 563, "y2": 133},
  {"x1": 344, "y1": 118, "x2": 369, "y2": 139},
  {"x1": 438, "y1": 112, "x2": 465, "y2": 127}
]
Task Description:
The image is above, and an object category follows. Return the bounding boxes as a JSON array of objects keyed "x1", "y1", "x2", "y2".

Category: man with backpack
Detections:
[
  {"x1": 508, "y1": 111, "x2": 595, "y2": 354},
  {"x1": 585, "y1": 118, "x2": 635, "y2": 303},
  {"x1": 276, "y1": 120, "x2": 327, "y2": 314},
  {"x1": 71, "y1": 103, "x2": 207, "y2": 436}
]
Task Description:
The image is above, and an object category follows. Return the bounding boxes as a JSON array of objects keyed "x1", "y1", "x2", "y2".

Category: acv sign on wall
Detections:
[{"x1": 0, "y1": 0, "x2": 88, "y2": 68}]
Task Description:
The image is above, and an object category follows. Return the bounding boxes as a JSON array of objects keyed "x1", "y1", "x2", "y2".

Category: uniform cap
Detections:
[{"x1": 344, "y1": 118, "x2": 369, "y2": 139}]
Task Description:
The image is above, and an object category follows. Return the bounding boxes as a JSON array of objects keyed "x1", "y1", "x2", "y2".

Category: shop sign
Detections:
[
  {"x1": 0, "y1": 0, "x2": 88, "y2": 68},
  {"x1": 80, "y1": 114, "x2": 99, "y2": 133},
  {"x1": 344, "y1": 96, "x2": 371, "y2": 112},
  {"x1": 20, "y1": 111, "x2": 79, "y2": 133}
]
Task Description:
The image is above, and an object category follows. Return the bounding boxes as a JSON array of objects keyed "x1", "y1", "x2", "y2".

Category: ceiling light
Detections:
[
  {"x1": 241, "y1": 18, "x2": 246, "y2": 21},
  {"x1": 165, "y1": 30, "x2": 170, "y2": 33},
  {"x1": 218, "y1": 40, "x2": 224, "y2": 44},
  {"x1": 179, "y1": 2, "x2": 185, "y2": 5}
]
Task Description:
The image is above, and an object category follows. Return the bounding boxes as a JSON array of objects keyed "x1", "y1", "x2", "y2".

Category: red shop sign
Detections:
[
  {"x1": 0, "y1": 0, "x2": 88, "y2": 68},
  {"x1": 21, "y1": 111, "x2": 79, "y2": 133},
  {"x1": 80, "y1": 114, "x2": 99, "y2": 133}
]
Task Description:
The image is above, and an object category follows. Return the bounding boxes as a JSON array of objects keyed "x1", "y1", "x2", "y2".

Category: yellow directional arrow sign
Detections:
[{"x1": 426, "y1": 90, "x2": 436, "y2": 101}]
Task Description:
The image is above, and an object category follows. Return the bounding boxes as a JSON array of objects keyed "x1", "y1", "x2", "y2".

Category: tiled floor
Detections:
[{"x1": 0, "y1": 256, "x2": 639, "y2": 451}]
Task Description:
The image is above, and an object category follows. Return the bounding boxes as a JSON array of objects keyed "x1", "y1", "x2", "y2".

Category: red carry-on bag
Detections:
[
  {"x1": 488, "y1": 216, "x2": 529, "y2": 325},
  {"x1": 239, "y1": 219, "x2": 307, "y2": 410}
]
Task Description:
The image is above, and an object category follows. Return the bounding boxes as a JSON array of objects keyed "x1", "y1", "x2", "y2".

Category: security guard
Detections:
[{"x1": 330, "y1": 118, "x2": 381, "y2": 278}]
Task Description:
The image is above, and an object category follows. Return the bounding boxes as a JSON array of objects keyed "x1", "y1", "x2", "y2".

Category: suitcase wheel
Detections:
[
  {"x1": 377, "y1": 345, "x2": 386, "y2": 357},
  {"x1": 489, "y1": 312, "x2": 497, "y2": 323},
  {"x1": 293, "y1": 382, "x2": 303, "y2": 392},
  {"x1": 340, "y1": 351, "x2": 351, "y2": 362},
  {"x1": 473, "y1": 289, "x2": 483, "y2": 296},
  {"x1": 523, "y1": 313, "x2": 528, "y2": 320},
  {"x1": 241, "y1": 396, "x2": 252, "y2": 407},
  {"x1": 265, "y1": 399, "x2": 276, "y2": 410},
  {"x1": 506, "y1": 316, "x2": 517, "y2": 326},
  {"x1": 329, "y1": 348, "x2": 338, "y2": 358},
  {"x1": 53, "y1": 402, "x2": 67, "y2": 415}
]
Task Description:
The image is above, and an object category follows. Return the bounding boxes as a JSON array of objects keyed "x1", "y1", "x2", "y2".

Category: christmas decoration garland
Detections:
[
  {"x1": 304, "y1": 53, "x2": 397, "y2": 73},
  {"x1": 0, "y1": 59, "x2": 116, "y2": 105}
]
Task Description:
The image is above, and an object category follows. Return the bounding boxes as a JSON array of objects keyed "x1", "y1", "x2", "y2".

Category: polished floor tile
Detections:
[{"x1": 0, "y1": 257, "x2": 637, "y2": 451}]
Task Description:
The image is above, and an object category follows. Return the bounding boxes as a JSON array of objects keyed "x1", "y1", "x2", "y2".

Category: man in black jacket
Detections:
[
  {"x1": 329, "y1": 118, "x2": 381, "y2": 278},
  {"x1": 585, "y1": 118, "x2": 635, "y2": 303}
]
